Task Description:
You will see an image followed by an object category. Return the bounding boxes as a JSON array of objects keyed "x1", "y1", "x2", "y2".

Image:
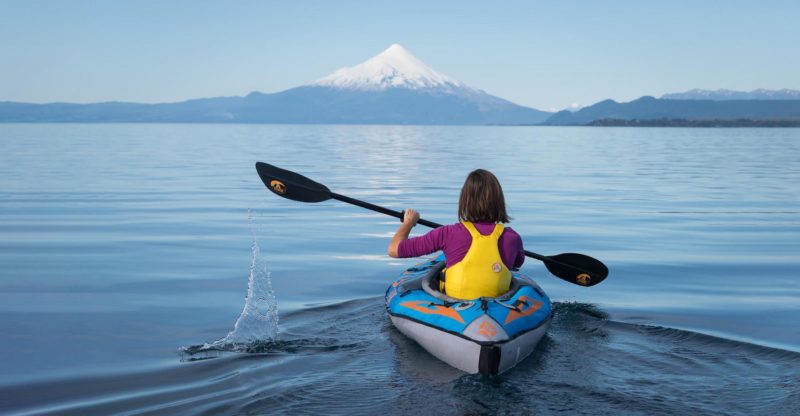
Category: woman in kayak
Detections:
[{"x1": 387, "y1": 169, "x2": 524, "y2": 299}]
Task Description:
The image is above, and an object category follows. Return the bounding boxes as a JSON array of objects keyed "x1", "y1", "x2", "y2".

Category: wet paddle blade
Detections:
[
  {"x1": 255, "y1": 162, "x2": 332, "y2": 203},
  {"x1": 542, "y1": 253, "x2": 608, "y2": 287}
]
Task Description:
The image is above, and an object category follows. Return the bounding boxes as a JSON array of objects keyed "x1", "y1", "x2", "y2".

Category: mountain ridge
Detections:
[
  {"x1": 543, "y1": 96, "x2": 800, "y2": 125},
  {"x1": 3, "y1": 45, "x2": 799, "y2": 125},
  {"x1": 661, "y1": 88, "x2": 800, "y2": 101}
]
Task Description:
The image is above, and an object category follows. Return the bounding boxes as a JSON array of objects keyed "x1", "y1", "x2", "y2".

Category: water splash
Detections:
[{"x1": 183, "y1": 212, "x2": 279, "y2": 354}]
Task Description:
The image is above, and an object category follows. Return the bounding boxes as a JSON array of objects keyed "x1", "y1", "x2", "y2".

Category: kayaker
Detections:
[{"x1": 387, "y1": 169, "x2": 524, "y2": 299}]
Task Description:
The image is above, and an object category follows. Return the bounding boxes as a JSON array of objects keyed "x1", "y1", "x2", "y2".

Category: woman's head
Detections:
[{"x1": 458, "y1": 169, "x2": 510, "y2": 223}]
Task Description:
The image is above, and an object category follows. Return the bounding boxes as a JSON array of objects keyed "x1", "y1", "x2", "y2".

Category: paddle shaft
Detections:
[
  {"x1": 333, "y1": 192, "x2": 594, "y2": 275},
  {"x1": 332, "y1": 192, "x2": 441, "y2": 228}
]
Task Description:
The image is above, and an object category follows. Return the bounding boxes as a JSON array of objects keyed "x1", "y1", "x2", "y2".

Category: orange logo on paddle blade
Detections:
[
  {"x1": 576, "y1": 273, "x2": 591, "y2": 286},
  {"x1": 400, "y1": 301, "x2": 464, "y2": 324},
  {"x1": 269, "y1": 180, "x2": 286, "y2": 194},
  {"x1": 504, "y1": 296, "x2": 543, "y2": 324}
]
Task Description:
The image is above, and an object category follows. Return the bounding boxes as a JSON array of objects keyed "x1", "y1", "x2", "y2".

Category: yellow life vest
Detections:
[{"x1": 443, "y1": 221, "x2": 512, "y2": 300}]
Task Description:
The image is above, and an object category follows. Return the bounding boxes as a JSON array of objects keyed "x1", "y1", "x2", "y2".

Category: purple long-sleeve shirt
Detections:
[{"x1": 397, "y1": 222, "x2": 525, "y2": 269}]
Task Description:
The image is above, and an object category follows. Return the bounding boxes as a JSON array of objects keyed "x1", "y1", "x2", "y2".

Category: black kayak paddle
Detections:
[{"x1": 255, "y1": 162, "x2": 608, "y2": 287}]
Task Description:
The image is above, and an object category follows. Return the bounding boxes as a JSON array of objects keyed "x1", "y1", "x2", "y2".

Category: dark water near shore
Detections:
[{"x1": 1, "y1": 124, "x2": 799, "y2": 414}]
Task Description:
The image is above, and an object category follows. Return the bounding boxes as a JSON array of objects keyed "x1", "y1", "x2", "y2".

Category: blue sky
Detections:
[{"x1": 1, "y1": 0, "x2": 798, "y2": 110}]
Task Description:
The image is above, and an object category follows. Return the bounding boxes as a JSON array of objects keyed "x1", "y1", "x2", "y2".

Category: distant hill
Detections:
[
  {"x1": 0, "y1": 44, "x2": 551, "y2": 125},
  {"x1": 587, "y1": 118, "x2": 800, "y2": 127},
  {"x1": 662, "y1": 88, "x2": 800, "y2": 100},
  {"x1": 543, "y1": 96, "x2": 800, "y2": 125}
]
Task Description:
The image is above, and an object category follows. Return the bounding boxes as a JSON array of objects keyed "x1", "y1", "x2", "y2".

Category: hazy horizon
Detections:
[{"x1": 1, "y1": 0, "x2": 798, "y2": 111}]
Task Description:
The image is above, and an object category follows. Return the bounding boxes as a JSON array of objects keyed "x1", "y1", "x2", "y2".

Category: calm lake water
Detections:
[{"x1": 0, "y1": 124, "x2": 798, "y2": 415}]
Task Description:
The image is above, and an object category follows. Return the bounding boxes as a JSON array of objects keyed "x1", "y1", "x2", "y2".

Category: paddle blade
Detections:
[
  {"x1": 543, "y1": 253, "x2": 608, "y2": 287},
  {"x1": 255, "y1": 162, "x2": 332, "y2": 203}
]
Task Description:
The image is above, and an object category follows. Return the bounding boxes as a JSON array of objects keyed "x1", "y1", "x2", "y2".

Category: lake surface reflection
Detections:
[{"x1": 1, "y1": 124, "x2": 798, "y2": 414}]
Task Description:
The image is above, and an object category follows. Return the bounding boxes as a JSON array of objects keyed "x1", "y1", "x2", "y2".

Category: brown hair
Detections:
[{"x1": 458, "y1": 169, "x2": 510, "y2": 223}]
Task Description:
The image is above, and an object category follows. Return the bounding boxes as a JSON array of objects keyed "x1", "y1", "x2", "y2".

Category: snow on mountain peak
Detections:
[{"x1": 310, "y1": 44, "x2": 466, "y2": 91}]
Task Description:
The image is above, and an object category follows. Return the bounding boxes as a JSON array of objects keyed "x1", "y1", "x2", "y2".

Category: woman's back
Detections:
[
  {"x1": 397, "y1": 221, "x2": 524, "y2": 270},
  {"x1": 388, "y1": 169, "x2": 524, "y2": 300}
]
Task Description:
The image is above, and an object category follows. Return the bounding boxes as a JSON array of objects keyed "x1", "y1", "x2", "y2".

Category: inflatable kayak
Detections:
[{"x1": 385, "y1": 254, "x2": 552, "y2": 375}]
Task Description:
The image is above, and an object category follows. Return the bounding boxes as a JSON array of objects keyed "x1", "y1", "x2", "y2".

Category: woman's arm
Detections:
[
  {"x1": 387, "y1": 209, "x2": 420, "y2": 258},
  {"x1": 498, "y1": 227, "x2": 525, "y2": 269}
]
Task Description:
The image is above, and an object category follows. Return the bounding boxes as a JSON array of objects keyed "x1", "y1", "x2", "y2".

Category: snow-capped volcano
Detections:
[
  {"x1": 0, "y1": 44, "x2": 553, "y2": 124},
  {"x1": 311, "y1": 44, "x2": 467, "y2": 91}
]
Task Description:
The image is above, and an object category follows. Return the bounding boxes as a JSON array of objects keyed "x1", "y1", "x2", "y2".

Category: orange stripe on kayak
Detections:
[
  {"x1": 400, "y1": 300, "x2": 465, "y2": 324},
  {"x1": 504, "y1": 296, "x2": 543, "y2": 324}
]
